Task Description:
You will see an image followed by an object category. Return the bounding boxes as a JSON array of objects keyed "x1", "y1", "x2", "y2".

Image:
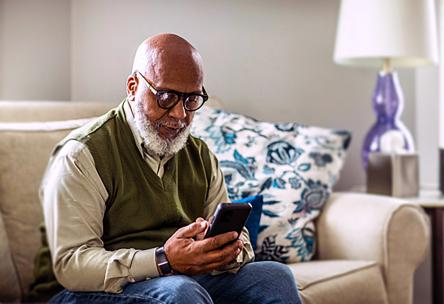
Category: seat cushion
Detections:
[{"x1": 289, "y1": 260, "x2": 389, "y2": 304}]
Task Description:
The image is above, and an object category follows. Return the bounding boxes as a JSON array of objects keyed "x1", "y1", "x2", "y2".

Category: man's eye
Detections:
[
  {"x1": 187, "y1": 95, "x2": 200, "y2": 102},
  {"x1": 158, "y1": 93, "x2": 178, "y2": 104}
]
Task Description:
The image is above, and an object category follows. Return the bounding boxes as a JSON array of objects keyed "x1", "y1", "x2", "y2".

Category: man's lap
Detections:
[
  {"x1": 193, "y1": 261, "x2": 300, "y2": 304},
  {"x1": 50, "y1": 275, "x2": 211, "y2": 304},
  {"x1": 49, "y1": 261, "x2": 301, "y2": 304}
]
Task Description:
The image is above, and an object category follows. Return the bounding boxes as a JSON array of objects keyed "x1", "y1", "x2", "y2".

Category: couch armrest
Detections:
[{"x1": 316, "y1": 192, "x2": 430, "y2": 304}]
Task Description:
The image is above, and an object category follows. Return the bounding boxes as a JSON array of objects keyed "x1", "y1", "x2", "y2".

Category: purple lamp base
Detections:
[{"x1": 362, "y1": 71, "x2": 414, "y2": 169}]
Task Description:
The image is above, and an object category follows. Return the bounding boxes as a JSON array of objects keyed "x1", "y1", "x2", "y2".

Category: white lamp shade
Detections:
[{"x1": 334, "y1": 0, "x2": 439, "y2": 68}]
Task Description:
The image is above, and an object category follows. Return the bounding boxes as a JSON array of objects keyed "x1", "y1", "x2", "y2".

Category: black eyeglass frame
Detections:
[{"x1": 135, "y1": 71, "x2": 208, "y2": 112}]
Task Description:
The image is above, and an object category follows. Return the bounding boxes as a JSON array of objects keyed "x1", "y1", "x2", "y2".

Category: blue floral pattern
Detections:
[{"x1": 191, "y1": 106, "x2": 351, "y2": 263}]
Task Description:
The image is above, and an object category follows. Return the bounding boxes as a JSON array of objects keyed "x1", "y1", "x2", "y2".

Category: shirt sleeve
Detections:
[
  {"x1": 203, "y1": 150, "x2": 255, "y2": 272},
  {"x1": 41, "y1": 140, "x2": 160, "y2": 294}
]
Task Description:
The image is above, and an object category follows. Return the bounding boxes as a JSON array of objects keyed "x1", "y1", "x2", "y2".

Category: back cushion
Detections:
[
  {"x1": 0, "y1": 117, "x2": 103, "y2": 297},
  {"x1": 0, "y1": 101, "x2": 114, "y2": 122},
  {"x1": 0, "y1": 120, "x2": 94, "y2": 292},
  {"x1": 0, "y1": 212, "x2": 21, "y2": 301}
]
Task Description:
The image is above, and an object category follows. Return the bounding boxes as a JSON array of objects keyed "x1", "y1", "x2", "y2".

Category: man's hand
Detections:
[{"x1": 164, "y1": 218, "x2": 244, "y2": 275}]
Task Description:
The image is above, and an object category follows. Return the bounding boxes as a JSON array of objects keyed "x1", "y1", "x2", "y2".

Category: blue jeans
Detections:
[{"x1": 49, "y1": 261, "x2": 301, "y2": 304}]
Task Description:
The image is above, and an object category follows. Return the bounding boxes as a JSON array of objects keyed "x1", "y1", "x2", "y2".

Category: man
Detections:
[{"x1": 28, "y1": 33, "x2": 301, "y2": 303}]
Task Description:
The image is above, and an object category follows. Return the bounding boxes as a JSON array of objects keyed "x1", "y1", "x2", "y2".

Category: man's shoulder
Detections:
[
  {"x1": 51, "y1": 105, "x2": 120, "y2": 158},
  {"x1": 68, "y1": 107, "x2": 119, "y2": 142},
  {"x1": 53, "y1": 139, "x2": 90, "y2": 160}
]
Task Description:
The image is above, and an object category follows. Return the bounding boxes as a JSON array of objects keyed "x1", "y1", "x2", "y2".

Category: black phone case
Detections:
[{"x1": 204, "y1": 203, "x2": 252, "y2": 239}]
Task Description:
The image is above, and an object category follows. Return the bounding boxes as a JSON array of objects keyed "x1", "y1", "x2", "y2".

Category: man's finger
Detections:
[
  {"x1": 176, "y1": 221, "x2": 207, "y2": 238},
  {"x1": 199, "y1": 247, "x2": 242, "y2": 272},
  {"x1": 199, "y1": 240, "x2": 241, "y2": 264},
  {"x1": 196, "y1": 217, "x2": 206, "y2": 223},
  {"x1": 199, "y1": 231, "x2": 238, "y2": 251}
]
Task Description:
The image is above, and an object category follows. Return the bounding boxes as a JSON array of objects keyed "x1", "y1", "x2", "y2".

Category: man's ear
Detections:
[{"x1": 126, "y1": 73, "x2": 138, "y2": 101}]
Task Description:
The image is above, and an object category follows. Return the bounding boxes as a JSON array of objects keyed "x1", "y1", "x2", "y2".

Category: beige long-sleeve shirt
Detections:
[{"x1": 40, "y1": 100, "x2": 254, "y2": 293}]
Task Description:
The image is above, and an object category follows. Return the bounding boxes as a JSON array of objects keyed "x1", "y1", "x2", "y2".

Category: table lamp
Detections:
[{"x1": 333, "y1": 0, "x2": 439, "y2": 169}]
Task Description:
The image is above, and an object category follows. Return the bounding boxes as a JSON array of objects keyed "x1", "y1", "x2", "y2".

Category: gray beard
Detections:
[{"x1": 133, "y1": 100, "x2": 191, "y2": 157}]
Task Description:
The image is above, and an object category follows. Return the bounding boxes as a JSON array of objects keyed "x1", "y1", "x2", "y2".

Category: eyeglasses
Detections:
[{"x1": 136, "y1": 71, "x2": 208, "y2": 112}]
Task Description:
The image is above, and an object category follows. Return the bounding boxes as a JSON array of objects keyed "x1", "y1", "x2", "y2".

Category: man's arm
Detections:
[{"x1": 41, "y1": 141, "x2": 159, "y2": 293}]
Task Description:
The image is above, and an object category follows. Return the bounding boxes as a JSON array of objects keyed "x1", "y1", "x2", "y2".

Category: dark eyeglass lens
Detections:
[
  {"x1": 157, "y1": 93, "x2": 179, "y2": 108},
  {"x1": 185, "y1": 96, "x2": 204, "y2": 110}
]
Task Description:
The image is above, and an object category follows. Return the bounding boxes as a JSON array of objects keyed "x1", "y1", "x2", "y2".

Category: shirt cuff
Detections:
[
  {"x1": 239, "y1": 228, "x2": 255, "y2": 264},
  {"x1": 128, "y1": 249, "x2": 160, "y2": 281}
]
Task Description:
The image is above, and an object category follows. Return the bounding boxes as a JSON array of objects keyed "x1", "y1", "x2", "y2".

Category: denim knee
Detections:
[
  {"x1": 246, "y1": 260, "x2": 294, "y2": 277},
  {"x1": 257, "y1": 260, "x2": 295, "y2": 282},
  {"x1": 241, "y1": 261, "x2": 301, "y2": 304}
]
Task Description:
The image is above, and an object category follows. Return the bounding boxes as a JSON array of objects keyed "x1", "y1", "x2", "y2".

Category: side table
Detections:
[{"x1": 407, "y1": 190, "x2": 444, "y2": 304}]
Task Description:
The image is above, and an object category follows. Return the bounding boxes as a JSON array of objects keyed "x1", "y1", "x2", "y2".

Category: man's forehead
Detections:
[{"x1": 132, "y1": 34, "x2": 199, "y2": 73}]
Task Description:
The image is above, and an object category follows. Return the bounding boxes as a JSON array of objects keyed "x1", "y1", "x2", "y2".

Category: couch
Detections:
[{"x1": 0, "y1": 101, "x2": 430, "y2": 304}]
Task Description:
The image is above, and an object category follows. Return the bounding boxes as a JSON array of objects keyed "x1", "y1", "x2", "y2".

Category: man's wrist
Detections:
[{"x1": 155, "y1": 246, "x2": 174, "y2": 276}]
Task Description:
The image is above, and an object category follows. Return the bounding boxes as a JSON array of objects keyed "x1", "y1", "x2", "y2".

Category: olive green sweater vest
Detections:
[{"x1": 27, "y1": 102, "x2": 213, "y2": 301}]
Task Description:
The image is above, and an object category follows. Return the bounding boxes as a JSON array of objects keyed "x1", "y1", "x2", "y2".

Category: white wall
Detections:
[
  {"x1": 414, "y1": 0, "x2": 441, "y2": 192},
  {"x1": 0, "y1": 0, "x2": 419, "y2": 190},
  {"x1": 416, "y1": 67, "x2": 440, "y2": 190},
  {"x1": 0, "y1": 0, "x2": 3, "y2": 97},
  {"x1": 0, "y1": 0, "x2": 70, "y2": 100},
  {"x1": 0, "y1": 0, "x2": 420, "y2": 190},
  {"x1": 69, "y1": 0, "x2": 416, "y2": 191}
]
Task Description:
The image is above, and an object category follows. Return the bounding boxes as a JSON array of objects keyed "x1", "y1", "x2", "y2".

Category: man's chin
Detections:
[
  {"x1": 133, "y1": 100, "x2": 191, "y2": 157},
  {"x1": 151, "y1": 125, "x2": 191, "y2": 157},
  {"x1": 158, "y1": 126, "x2": 184, "y2": 141}
]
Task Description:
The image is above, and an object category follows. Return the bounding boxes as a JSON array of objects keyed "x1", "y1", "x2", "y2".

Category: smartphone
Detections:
[{"x1": 204, "y1": 203, "x2": 252, "y2": 239}]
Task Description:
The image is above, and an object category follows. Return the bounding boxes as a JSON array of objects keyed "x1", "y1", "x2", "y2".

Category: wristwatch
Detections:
[{"x1": 155, "y1": 246, "x2": 173, "y2": 276}]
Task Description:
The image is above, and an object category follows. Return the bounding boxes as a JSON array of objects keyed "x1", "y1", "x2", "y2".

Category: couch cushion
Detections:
[
  {"x1": 0, "y1": 101, "x2": 115, "y2": 122},
  {"x1": 191, "y1": 107, "x2": 351, "y2": 263},
  {"x1": 0, "y1": 123, "x2": 91, "y2": 297},
  {"x1": 0, "y1": 104, "x2": 113, "y2": 300},
  {"x1": 0, "y1": 212, "x2": 21, "y2": 301},
  {"x1": 289, "y1": 260, "x2": 389, "y2": 304}
]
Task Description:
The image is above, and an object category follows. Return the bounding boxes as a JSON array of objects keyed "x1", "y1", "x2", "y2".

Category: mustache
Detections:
[{"x1": 156, "y1": 119, "x2": 186, "y2": 129}]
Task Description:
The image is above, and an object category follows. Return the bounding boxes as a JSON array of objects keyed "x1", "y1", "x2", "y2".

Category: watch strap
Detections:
[{"x1": 155, "y1": 246, "x2": 173, "y2": 276}]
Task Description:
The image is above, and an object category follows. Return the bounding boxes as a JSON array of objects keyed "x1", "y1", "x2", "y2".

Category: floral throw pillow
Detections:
[{"x1": 191, "y1": 106, "x2": 351, "y2": 263}]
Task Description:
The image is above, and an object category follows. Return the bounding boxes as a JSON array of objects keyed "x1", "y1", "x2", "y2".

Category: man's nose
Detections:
[{"x1": 168, "y1": 99, "x2": 187, "y2": 120}]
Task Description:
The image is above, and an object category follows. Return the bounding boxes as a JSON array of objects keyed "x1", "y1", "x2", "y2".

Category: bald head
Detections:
[{"x1": 132, "y1": 33, "x2": 204, "y2": 89}]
